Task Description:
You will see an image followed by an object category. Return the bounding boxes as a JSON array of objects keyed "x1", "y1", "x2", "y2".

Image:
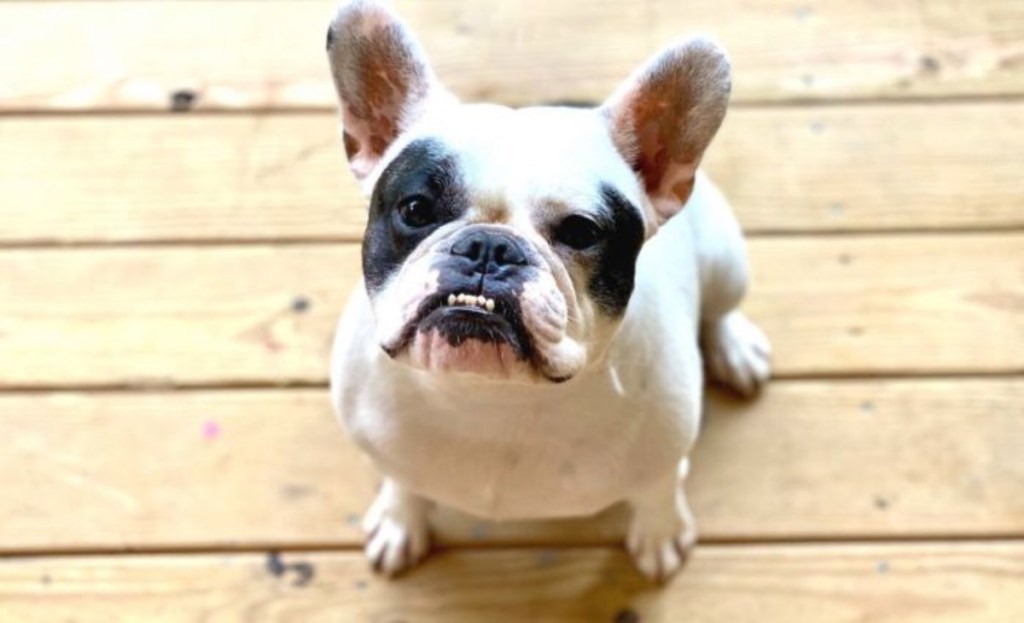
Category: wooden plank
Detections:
[
  {"x1": 0, "y1": 245, "x2": 352, "y2": 388},
  {"x1": 745, "y1": 233, "x2": 1023, "y2": 375},
  {"x1": 0, "y1": 234, "x2": 1019, "y2": 388},
  {"x1": 1, "y1": 380, "x2": 1020, "y2": 550},
  {"x1": 2, "y1": 104, "x2": 1022, "y2": 244},
  {"x1": 705, "y1": 103, "x2": 1024, "y2": 233},
  {"x1": 1, "y1": 544, "x2": 1021, "y2": 622},
  {"x1": 1, "y1": 0, "x2": 1022, "y2": 112}
]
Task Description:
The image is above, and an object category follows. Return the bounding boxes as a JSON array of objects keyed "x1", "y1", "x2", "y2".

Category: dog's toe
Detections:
[
  {"x1": 704, "y1": 311, "x2": 772, "y2": 397},
  {"x1": 365, "y1": 515, "x2": 429, "y2": 577},
  {"x1": 627, "y1": 521, "x2": 696, "y2": 582},
  {"x1": 362, "y1": 480, "x2": 431, "y2": 577}
]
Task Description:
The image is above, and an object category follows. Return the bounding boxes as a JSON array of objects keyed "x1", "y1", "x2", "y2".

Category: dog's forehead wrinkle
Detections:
[
  {"x1": 418, "y1": 107, "x2": 640, "y2": 219},
  {"x1": 387, "y1": 103, "x2": 643, "y2": 215}
]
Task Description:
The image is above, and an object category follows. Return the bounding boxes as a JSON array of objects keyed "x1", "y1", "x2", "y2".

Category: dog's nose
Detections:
[{"x1": 450, "y1": 230, "x2": 528, "y2": 273}]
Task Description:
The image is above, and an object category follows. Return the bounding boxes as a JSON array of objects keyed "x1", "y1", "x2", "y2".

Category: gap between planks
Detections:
[
  {"x1": 0, "y1": 93, "x2": 1022, "y2": 117},
  {"x1": 4, "y1": 543, "x2": 1022, "y2": 623},
  {"x1": 2, "y1": 536, "x2": 1024, "y2": 561},
  {"x1": 0, "y1": 371, "x2": 1022, "y2": 394},
  {"x1": 1, "y1": 225, "x2": 1024, "y2": 251}
]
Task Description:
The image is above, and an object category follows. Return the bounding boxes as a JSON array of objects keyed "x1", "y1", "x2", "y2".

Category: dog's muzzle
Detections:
[{"x1": 387, "y1": 227, "x2": 537, "y2": 360}]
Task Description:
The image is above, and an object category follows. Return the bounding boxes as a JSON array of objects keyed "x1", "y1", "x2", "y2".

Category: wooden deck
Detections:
[{"x1": 1, "y1": 1, "x2": 1022, "y2": 621}]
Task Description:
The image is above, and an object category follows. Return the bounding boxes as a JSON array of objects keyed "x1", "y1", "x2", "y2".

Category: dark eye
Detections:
[
  {"x1": 396, "y1": 196, "x2": 437, "y2": 229},
  {"x1": 553, "y1": 215, "x2": 605, "y2": 250}
]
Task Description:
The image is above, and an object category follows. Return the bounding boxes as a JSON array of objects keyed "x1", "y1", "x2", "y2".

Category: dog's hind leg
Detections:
[{"x1": 689, "y1": 174, "x2": 771, "y2": 396}]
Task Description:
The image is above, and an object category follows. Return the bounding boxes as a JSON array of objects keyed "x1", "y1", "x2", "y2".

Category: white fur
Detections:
[
  {"x1": 325, "y1": 0, "x2": 770, "y2": 581},
  {"x1": 331, "y1": 166, "x2": 771, "y2": 580}
]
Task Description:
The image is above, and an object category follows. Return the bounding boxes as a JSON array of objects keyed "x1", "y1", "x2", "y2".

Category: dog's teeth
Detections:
[{"x1": 447, "y1": 292, "x2": 495, "y2": 311}]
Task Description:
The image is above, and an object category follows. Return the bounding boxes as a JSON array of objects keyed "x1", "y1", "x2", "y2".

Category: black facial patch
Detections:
[
  {"x1": 326, "y1": 26, "x2": 335, "y2": 51},
  {"x1": 362, "y1": 138, "x2": 469, "y2": 293},
  {"x1": 588, "y1": 184, "x2": 645, "y2": 315}
]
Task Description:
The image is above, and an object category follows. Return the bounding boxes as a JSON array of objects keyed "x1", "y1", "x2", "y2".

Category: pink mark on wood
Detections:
[{"x1": 202, "y1": 420, "x2": 222, "y2": 440}]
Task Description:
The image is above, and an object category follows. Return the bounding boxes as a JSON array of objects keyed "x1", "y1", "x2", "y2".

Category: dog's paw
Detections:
[
  {"x1": 626, "y1": 512, "x2": 696, "y2": 582},
  {"x1": 703, "y1": 311, "x2": 771, "y2": 397},
  {"x1": 362, "y1": 480, "x2": 431, "y2": 577}
]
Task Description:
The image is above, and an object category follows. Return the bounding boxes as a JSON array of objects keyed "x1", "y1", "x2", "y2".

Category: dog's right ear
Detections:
[{"x1": 326, "y1": 0, "x2": 455, "y2": 183}]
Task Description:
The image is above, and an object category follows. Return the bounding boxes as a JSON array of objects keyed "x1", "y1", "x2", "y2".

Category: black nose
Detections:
[{"x1": 450, "y1": 230, "x2": 528, "y2": 274}]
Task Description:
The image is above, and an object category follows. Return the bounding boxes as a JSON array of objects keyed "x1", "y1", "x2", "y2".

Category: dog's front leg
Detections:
[
  {"x1": 362, "y1": 478, "x2": 432, "y2": 576},
  {"x1": 625, "y1": 459, "x2": 698, "y2": 582}
]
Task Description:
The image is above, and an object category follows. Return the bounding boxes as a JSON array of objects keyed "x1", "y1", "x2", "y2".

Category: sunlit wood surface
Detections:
[{"x1": 0, "y1": 1, "x2": 1021, "y2": 620}]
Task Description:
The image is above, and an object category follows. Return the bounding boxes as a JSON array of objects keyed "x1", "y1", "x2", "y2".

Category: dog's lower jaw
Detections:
[
  {"x1": 385, "y1": 325, "x2": 589, "y2": 384},
  {"x1": 408, "y1": 330, "x2": 527, "y2": 378}
]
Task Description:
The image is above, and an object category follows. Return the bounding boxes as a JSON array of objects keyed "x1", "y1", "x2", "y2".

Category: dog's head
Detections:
[{"x1": 327, "y1": 0, "x2": 730, "y2": 383}]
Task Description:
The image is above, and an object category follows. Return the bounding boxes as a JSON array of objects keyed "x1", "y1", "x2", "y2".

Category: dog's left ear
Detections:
[
  {"x1": 326, "y1": 0, "x2": 455, "y2": 183},
  {"x1": 601, "y1": 37, "x2": 731, "y2": 225}
]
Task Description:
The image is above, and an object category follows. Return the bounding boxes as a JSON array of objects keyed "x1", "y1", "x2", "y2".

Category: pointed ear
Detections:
[
  {"x1": 601, "y1": 37, "x2": 731, "y2": 224},
  {"x1": 326, "y1": 0, "x2": 455, "y2": 182}
]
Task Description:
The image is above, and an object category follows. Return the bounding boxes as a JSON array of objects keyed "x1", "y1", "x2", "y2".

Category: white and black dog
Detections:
[{"x1": 326, "y1": 0, "x2": 770, "y2": 581}]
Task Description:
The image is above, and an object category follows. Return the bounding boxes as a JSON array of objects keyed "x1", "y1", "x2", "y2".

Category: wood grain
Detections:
[
  {"x1": 745, "y1": 233, "x2": 1024, "y2": 376},
  {"x1": 2, "y1": 103, "x2": 1022, "y2": 245},
  {"x1": 2, "y1": 1, "x2": 1020, "y2": 616},
  {"x1": 0, "y1": 245, "x2": 353, "y2": 388},
  {"x1": 1, "y1": 380, "x2": 1020, "y2": 551},
  {"x1": 1, "y1": 0, "x2": 1022, "y2": 111},
  {"x1": 0, "y1": 234, "x2": 1019, "y2": 388},
  {"x1": 1, "y1": 544, "x2": 1022, "y2": 622}
]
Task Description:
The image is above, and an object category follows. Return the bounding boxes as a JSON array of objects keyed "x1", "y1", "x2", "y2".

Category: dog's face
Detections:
[{"x1": 327, "y1": 0, "x2": 730, "y2": 383}]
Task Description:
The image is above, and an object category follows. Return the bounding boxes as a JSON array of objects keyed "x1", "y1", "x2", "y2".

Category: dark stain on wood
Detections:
[
  {"x1": 169, "y1": 90, "x2": 197, "y2": 112},
  {"x1": 614, "y1": 608, "x2": 641, "y2": 623},
  {"x1": 266, "y1": 551, "x2": 316, "y2": 587},
  {"x1": 291, "y1": 295, "x2": 311, "y2": 314}
]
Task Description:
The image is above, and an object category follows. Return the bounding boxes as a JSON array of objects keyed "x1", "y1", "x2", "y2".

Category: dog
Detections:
[{"x1": 326, "y1": 0, "x2": 771, "y2": 581}]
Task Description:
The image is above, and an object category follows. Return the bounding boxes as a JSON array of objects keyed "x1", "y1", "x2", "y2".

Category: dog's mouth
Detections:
[{"x1": 385, "y1": 289, "x2": 533, "y2": 362}]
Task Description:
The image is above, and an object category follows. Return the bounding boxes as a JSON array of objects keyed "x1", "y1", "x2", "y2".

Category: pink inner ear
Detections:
[
  {"x1": 629, "y1": 91, "x2": 702, "y2": 216},
  {"x1": 330, "y1": 6, "x2": 434, "y2": 180},
  {"x1": 636, "y1": 116, "x2": 672, "y2": 194},
  {"x1": 604, "y1": 38, "x2": 731, "y2": 222},
  {"x1": 342, "y1": 105, "x2": 401, "y2": 180}
]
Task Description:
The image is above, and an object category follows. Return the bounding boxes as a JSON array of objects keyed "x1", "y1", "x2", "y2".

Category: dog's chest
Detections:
[{"x1": 347, "y1": 374, "x2": 694, "y2": 520}]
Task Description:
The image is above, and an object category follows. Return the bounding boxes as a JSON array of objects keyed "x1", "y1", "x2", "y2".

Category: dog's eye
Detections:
[
  {"x1": 396, "y1": 196, "x2": 437, "y2": 229},
  {"x1": 553, "y1": 215, "x2": 605, "y2": 250}
]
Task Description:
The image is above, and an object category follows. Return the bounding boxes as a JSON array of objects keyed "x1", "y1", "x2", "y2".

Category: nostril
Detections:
[
  {"x1": 450, "y1": 231, "x2": 528, "y2": 269},
  {"x1": 451, "y1": 235, "x2": 484, "y2": 261},
  {"x1": 496, "y1": 241, "x2": 527, "y2": 266}
]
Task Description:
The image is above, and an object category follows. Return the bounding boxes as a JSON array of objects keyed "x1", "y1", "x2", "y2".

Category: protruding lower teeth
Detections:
[{"x1": 445, "y1": 292, "x2": 496, "y2": 312}]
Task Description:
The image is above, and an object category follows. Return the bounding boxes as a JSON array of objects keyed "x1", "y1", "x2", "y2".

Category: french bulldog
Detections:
[{"x1": 326, "y1": 0, "x2": 771, "y2": 581}]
